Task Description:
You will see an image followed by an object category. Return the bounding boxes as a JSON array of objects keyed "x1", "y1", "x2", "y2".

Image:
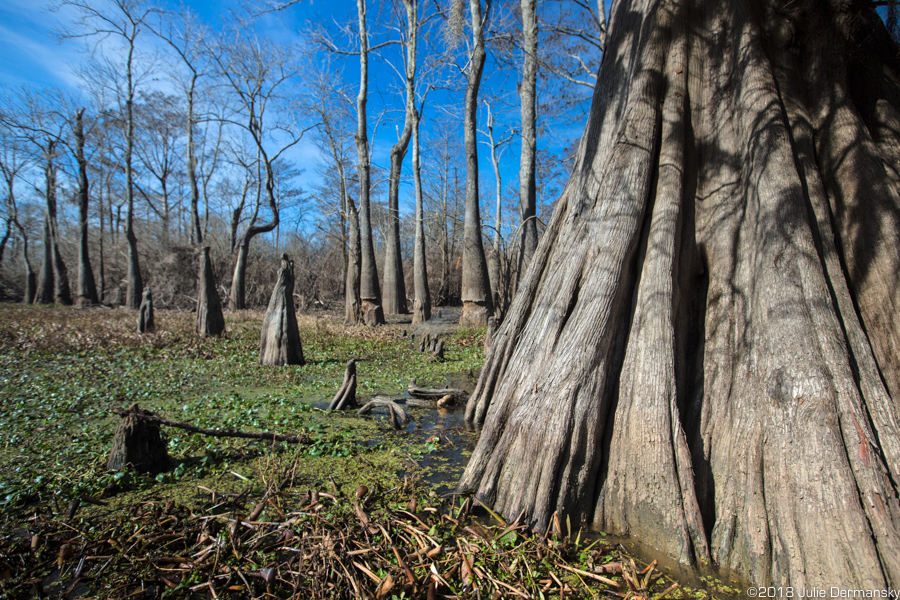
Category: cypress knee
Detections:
[
  {"x1": 196, "y1": 247, "x2": 225, "y2": 337},
  {"x1": 137, "y1": 288, "x2": 154, "y2": 333},
  {"x1": 260, "y1": 254, "x2": 305, "y2": 366}
]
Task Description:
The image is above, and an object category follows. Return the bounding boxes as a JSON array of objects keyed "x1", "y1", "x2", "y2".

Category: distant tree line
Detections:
[{"x1": 0, "y1": 0, "x2": 605, "y2": 325}]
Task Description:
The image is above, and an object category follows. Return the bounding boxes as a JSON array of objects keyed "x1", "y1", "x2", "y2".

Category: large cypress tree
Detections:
[{"x1": 461, "y1": 0, "x2": 900, "y2": 589}]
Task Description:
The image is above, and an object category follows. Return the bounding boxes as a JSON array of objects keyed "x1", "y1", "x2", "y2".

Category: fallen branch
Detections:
[{"x1": 111, "y1": 407, "x2": 309, "y2": 445}]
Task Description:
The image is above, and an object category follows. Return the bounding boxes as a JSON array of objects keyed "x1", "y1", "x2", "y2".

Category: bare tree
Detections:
[
  {"x1": 459, "y1": 0, "x2": 493, "y2": 325},
  {"x1": 411, "y1": 92, "x2": 431, "y2": 324},
  {"x1": 207, "y1": 29, "x2": 309, "y2": 310},
  {"x1": 152, "y1": 6, "x2": 210, "y2": 246},
  {"x1": 133, "y1": 91, "x2": 185, "y2": 246},
  {"x1": 382, "y1": 0, "x2": 423, "y2": 316},
  {"x1": 73, "y1": 108, "x2": 99, "y2": 306},
  {"x1": 353, "y1": 0, "x2": 387, "y2": 325},
  {"x1": 0, "y1": 121, "x2": 36, "y2": 302},
  {"x1": 481, "y1": 101, "x2": 515, "y2": 317},
  {"x1": 56, "y1": 0, "x2": 158, "y2": 309},
  {"x1": 7, "y1": 93, "x2": 73, "y2": 305}
]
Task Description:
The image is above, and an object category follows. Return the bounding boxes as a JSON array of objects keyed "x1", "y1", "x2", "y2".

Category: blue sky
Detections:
[{"x1": 0, "y1": 0, "x2": 595, "y2": 238}]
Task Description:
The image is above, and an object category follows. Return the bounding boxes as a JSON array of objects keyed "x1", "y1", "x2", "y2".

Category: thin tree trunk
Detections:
[
  {"x1": 412, "y1": 101, "x2": 431, "y2": 325},
  {"x1": 517, "y1": 0, "x2": 538, "y2": 278},
  {"x1": 345, "y1": 197, "x2": 362, "y2": 325},
  {"x1": 461, "y1": 0, "x2": 900, "y2": 589},
  {"x1": 187, "y1": 75, "x2": 202, "y2": 246},
  {"x1": 355, "y1": 0, "x2": 385, "y2": 326},
  {"x1": 75, "y1": 109, "x2": 98, "y2": 307},
  {"x1": 125, "y1": 55, "x2": 143, "y2": 310},
  {"x1": 460, "y1": 0, "x2": 493, "y2": 326},
  {"x1": 37, "y1": 218, "x2": 53, "y2": 304}
]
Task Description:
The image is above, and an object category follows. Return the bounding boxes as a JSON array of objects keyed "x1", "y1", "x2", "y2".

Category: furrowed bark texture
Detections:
[
  {"x1": 260, "y1": 254, "x2": 304, "y2": 366},
  {"x1": 460, "y1": 0, "x2": 900, "y2": 589}
]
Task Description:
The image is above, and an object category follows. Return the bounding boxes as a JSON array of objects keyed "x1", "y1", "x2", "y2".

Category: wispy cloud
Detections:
[{"x1": 0, "y1": 1, "x2": 84, "y2": 90}]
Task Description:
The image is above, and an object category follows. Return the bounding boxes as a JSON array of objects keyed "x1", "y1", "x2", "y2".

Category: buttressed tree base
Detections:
[{"x1": 461, "y1": 0, "x2": 900, "y2": 589}]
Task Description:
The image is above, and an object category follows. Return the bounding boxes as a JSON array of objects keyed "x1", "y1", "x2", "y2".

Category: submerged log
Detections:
[
  {"x1": 196, "y1": 246, "x2": 225, "y2": 337},
  {"x1": 260, "y1": 254, "x2": 305, "y2": 366},
  {"x1": 137, "y1": 288, "x2": 154, "y2": 333},
  {"x1": 407, "y1": 380, "x2": 466, "y2": 400},
  {"x1": 107, "y1": 404, "x2": 169, "y2": 473},
  {"x1": 328, "y1": 359, "x2": 358, "y2": 410}
]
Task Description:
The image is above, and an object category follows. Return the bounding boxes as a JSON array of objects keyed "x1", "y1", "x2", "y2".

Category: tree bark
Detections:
[
  {"x1": 37, "y1": 143, "x2": 72, "y2": 306},
  {"x1": 460, "y1": 0, "x2": 900, "y2": 589},
  {"x1": 355, "y1": 0, "x2": 385, "y2": 326},
  {"x1": 137, "y1": 287, "x2": 154, "y2": 333},
  {"x1": 412, "y1": 102, "x2": 431, "y2": 325},
  {"x1": 187, "y1": 74, "x2": 202, "y2": 246},
  {"x1": 383, "y1": 0, "x2": 420, "y2": 316},
  {"x1": 345, "y1": 197, "x2": 363, "y2": 325},
  {"x1": 124, "y1": 46, "x2": 143, "y2": 310},
  {"x1": 517, "y1": 0, "x2": 538, "y2": 277},
  {"x1": 229, "y1": 158, "x2": 280, "y2": 310},
  {"x1": 260, "y1": 254, "x2": 304, "y2": 366},
  {"x1": 74, "y1": 109, "x2": 99, "y2": 307},
  {"x1": 107, "y1": 404, "x2": 169, "y2": 474},
  {"x1": 459, "y1": 0, "x2": 493, "y2": 326},
  {"x1": 37, "y1": 218, "x2": 53, "y2": 304},
  {"x1": 196, "y1": 246, "x2": 225, "y2": 337}
]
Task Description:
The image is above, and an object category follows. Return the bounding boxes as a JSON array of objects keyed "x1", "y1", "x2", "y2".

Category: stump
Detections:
[
  {"x1": 106, "y1": 404, "x2": 170, "y2": 473},
  {"x1": 260, "y1": 254, "x2": 305, "y2": 366},
  {"x1": 196, "y1": 247, "x2": 225, "y2": 337},
  {"x1": 329, "y1": 359, "x2": 358, "y2": 410},
  {"x1": 137, "y1": 288, "x2": 154, "y2": 333}
]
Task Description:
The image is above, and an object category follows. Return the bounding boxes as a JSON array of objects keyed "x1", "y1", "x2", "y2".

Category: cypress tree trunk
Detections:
[
  {"x1": 459, "y1": 0, "x2": 493, "y2": 326},
  {"x1": 517, "y1": 0, "x2": 538, "y2": 276},
  {"x1": 345, "y1": 198, "x2": 362, "y2": 326},
  {"x1": 260, "y1": 254, "x2": 304, "y2": 366},
  {"x1": 74, "y1": 109, "x2": 98, "y2": 307},
  {"x1": 37, "y1": 218, "x2": 53, "y2": 304},
  {"x1": 412, "y1": 105, "x2": 431, "y2": 325},
  {"x1": 355, "y1": 0, "x2": 385, "y2": 326},
  {"x1": 461, "y1": 0, "x2": 900, "y2": 589},
  {"x1": 196, "y1": 246, "x2": 225, "y2": 337}
]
